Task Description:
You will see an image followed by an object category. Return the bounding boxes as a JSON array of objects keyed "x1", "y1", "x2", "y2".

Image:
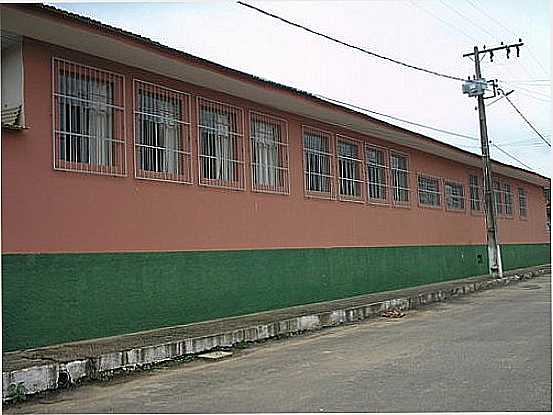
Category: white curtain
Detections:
[{"x1": 252, "y1": 120, "x2": 278, "y2": 187}]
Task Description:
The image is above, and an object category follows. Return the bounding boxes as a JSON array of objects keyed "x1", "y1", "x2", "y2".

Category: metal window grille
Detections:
[
  {"x1": 418, "y1": 175, "x2": 441, "y2": 207},
  {"x1": 337, "y1": 137, "x2": 363, "y2": 201},
  {"x1": 445, "y1": 181, "x2": 465, "y2": 210},
  {"x1": 518, "y1": 187, "x2": 528, "y2": 218},
  {"x1": 366, "y1": 145, "x2": 388, "y2": 203},
  {"x1": 493, "y1": 179, "x2": 504, "y2": 215},
  {"x1": 197, "y1": 97, "x2": 244, "y2": 190},
  {"x1": 390, "y1": 153, "x2": 410, "y2": 204},
  {"x1": 303, "y1": 127, "x2": 334, "y2": 197},
  {"x1": 503, "y1": 183, "x2": 513, "y2": 216},
  {"x1": 469, "y1": 175, "x2": 482, "y2": 211},
  {"x1": 134, "y1": 80, "x2": 191, "y2": 183},
  {"x1": 53, "y1": 58, "x2": 126, "y2": 176},
  {"x1": 249, "y1": 112, "x2": 289, "y2": 194}
]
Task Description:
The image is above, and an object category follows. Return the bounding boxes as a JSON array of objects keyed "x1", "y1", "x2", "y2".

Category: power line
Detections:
[
  {"x1": 491, "y1": 143, "x2": 534, "y2": 170},
  {"x1": 238, "y1": 1, "x2": 540, "y2": 172},
  {"x1": 465, "y1": 0, "x2": 549, "y2": 76},
  {"x1": 501, "y1": 92, "x2": 551, "y2": 147},
  {"x1": 315, "y1": 94, "x2": 479, "y2": 141},
  {"x1": 409, "y1": 0, "x2": 478, "y2": 43},
  {"x1": 318, "y1": 94, "x2": 538, "y2": 171},
  {"x1": 500, "y1": 81, "x2": 551, "y2": 99},
  {"x1": 439, "y1": 0, "x2": 498, "y2": 41},
  {"x1": 237, "y1": 1, "x2": 467, "y2": 82}
]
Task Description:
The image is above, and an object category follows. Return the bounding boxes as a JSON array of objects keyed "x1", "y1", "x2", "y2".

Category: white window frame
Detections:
[
  {"x1": 468, "y1": 174, "x2": 484, "y2": 213},
  {"x1": 366, "y1": 144, "x2": 389, "y2": 205},
  {"x1": 336, "y1": 135, "x2": 364, "y2": 202},
  {"x1": 417, "y1": 173, "x2": 442, "y2": 208},
  {"x1": 518, "y1": 187, "x2": 528, "y2": 219},
  {"x1": 52, "y1": 57, "x2": 126, "y2": 176},
  {"x1": 133, "y1": 79, "x2": 192, "y2": 184},
  {"x1": 302, "y1": 125, "x2": 335, "y2": 199},
  {"x1": 197, "y1": 96, "x2": 245, "y2": 190},
  {"x1": 444, "y1": 180, "x2": 466, "y2": 212},
  {"x1": 503, "y1": 182, "x2": 513, "y2": 217},
  {"x1": 249, "y1": 111, "x2": 290, "y2": 195},
  {"x1": 390, "y1": 151, "x2": 411, "y2": 206}
]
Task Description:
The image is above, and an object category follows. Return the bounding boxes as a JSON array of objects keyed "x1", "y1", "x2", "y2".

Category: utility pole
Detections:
[{"x1": 462, "y1": 40, "x2": 523, "y2": 278}]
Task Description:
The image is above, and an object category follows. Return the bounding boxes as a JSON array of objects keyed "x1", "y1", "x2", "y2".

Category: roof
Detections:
[{"x1": 1, "y1": 3, "x2": 550, "y2": 186}]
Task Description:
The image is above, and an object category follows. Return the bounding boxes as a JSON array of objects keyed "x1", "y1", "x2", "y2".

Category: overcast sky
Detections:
[{"x1": 55, "y1": 0, "x2": 551, "y2": 177}]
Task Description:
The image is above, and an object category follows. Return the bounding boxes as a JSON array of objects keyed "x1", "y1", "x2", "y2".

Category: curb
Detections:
[{"x1": 2, "y1": 265, "x2": 550, "y2": 402}]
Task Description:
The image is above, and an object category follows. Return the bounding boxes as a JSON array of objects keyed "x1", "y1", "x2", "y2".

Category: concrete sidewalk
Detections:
[{"x1": 2, "y1": 264, "x2": 550, "y2": 402}]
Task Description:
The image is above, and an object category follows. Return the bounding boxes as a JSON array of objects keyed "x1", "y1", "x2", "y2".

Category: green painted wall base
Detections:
[{"x1": 2, "y1": 243, "x2": 550, "y2": 352}]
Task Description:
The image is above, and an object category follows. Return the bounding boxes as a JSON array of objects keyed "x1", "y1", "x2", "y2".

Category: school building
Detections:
[{"x1": 1, "y1": 4, "x2": 550, "y2": 352}]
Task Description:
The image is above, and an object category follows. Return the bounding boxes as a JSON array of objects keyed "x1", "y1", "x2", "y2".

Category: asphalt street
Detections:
[{"x1": 6, "y1": 273, "x2": 551, "y2": 413}]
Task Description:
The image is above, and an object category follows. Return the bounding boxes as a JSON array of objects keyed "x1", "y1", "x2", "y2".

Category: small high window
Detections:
[
  {"x1": 134, "y1": 80, "x2": 191, "y2": 183},
  {"x1": 503, "y1": 183, "x2": 513, "y2": 216},
  {"x1": 250, "y1": 112, "x2": 289, "y2": 194},
  {"x1": 445, "y1": 181, "x2": 465, "y2": 211},
  {"x1": 303, "y1": 127, "x2": 334, "y2": 197},
  {"x1": 469, "y1": 175, "x2": 482, "y2": 212},
  {"x1": 390, "y1": 153, "x2": 410, "y2": 204},
  {"x1": 198, "y1": 97, "x2": 244, "y2": 189},
  {"x1": 518, "y1": 187, "x2": 528, "y2": 218},
  {"x1": 366, "y1": 146, "x2": 388, "y2": 203},
  {"x1": 53, "y1": 58, "x2": 126, "y2": 176},
  {"x1": 493, "y1": 179, "x2": 503, "y2": 215},
  {"x1": 337, "y1": 137, "x2": 363, "y2": 201},
  {"x1": 418, "y1": 175, "x2": 441, "y2": 207}
]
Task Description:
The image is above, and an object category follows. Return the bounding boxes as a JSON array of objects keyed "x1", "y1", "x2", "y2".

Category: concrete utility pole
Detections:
[{"x1": 462, "y1": 40, "x2": 524, "y2": 278}]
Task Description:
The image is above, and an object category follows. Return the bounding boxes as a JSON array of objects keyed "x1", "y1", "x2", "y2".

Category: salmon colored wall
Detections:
[{"x1": 1, "y1": 38, "x2": 549, "y2": 254}]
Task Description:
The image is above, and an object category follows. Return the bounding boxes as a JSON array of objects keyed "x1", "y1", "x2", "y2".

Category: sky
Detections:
[{"x1": 54, "y1": 0, "x2": 551, "y2": 177}]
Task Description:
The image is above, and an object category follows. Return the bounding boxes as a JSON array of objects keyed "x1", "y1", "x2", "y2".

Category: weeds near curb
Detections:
[{"x1": 7, "y1": 382, "x2": 26, "y2": 403}]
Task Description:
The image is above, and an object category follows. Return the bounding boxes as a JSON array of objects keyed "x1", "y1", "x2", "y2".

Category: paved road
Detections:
[{"x1": 7, "y1": 273, "x2": 551, "y2": 413}]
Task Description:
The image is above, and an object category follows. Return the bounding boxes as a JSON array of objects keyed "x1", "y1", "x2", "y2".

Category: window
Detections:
[
  {"x1": 418, "y1": 175, "x2": 441, "y2": 207},
  {"x1": 198, "y1": 97, "x2": 244, "y2": 189},
  {"x1": 493, "y1": 179, "x2": 503, "y2": 215},
  {"x1": 445, "y1": 181, "x2": 465, "y2": 210},
  {"x1": 469, "y1": 175, "x2": 482, "y2": 211},
  {"x1": 503, "y1": 183, "x2": 513, "y2": 216},
  {"x1": 53, "y1": 58, "x2": 125, "y2": 175},
  {"x1": 366, "y1": 146, "x2": 388, "y2": 202},
  {"x1": 337, "y1": 137, "x2": 363, "y2": 201},
  {"x1": 390, "y1": 153, "x2": 410, "y2": 204},
  {"x1": 250, "y1": 112, "x2": 289, "y2": 194},
  {"x1": 134, "y1": 80, "x2": 191, "y2": 183},
  {"x1": 518, "y1": 187, "x2": 528, "y2": 218},
  {"x1": 303, "y1": 127, "x2": 334, "y2": 197}
]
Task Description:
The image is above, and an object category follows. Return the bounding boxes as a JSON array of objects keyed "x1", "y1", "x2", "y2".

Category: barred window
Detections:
[
  {"x1": 418, "y1": 175, "x2": 441, "y2": 207},
  {"x1": 198, "y1": 98, "x2": 244, "y2": 189},
  {"x1": 445, "y1": 181, "x2": 465, "y2": 210},
  {"x1": 366, "y1": 146, "x2": 388, "y2": 202},
  {"x1": 53, "y1": 58, "x2": 125, "y2": 175},
  {"x1": 469, "y1": 175, "x2": 482, "y2": 211},
  {"x1": 337, "y1": 137, "x2": 363, "y2": 201},
  {"x1": 493, "y1": 179, "x2": 503, "y2": 215},
  {"x1": 518, "y1": 187, "x2": 528, "y2": 218},
  {"x1": 303, "y1": 127, "x2": 333, "y2": 197},
  {"x1": 503, "y1": 183, "x2": 513, "y2": 216},
  {"x1": 250, "y1": 112, "x2": 289, "y2": 194},
  {"x1": 134, "y1": 80, "x2": 191, "y2": 183},
  {"x1": 391, "y1": 153, "x2": 410, "y2": 204}
]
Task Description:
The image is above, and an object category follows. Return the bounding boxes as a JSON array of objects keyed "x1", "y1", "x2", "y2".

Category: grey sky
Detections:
[{"x1": 54, "y1": 0, "x2": 551, "y2": 177}]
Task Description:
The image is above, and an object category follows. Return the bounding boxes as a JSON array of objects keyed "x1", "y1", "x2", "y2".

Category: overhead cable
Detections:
[{"x1": 237, "y1": 1, "x2": 467, "y2": 82}]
